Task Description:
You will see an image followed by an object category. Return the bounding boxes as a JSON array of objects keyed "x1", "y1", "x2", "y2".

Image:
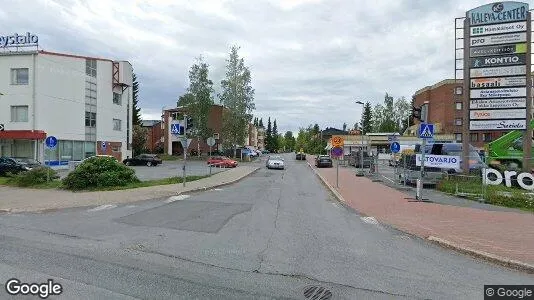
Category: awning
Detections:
[{"x1": 0, "y1": 130, "x2": 47, "y2": 140}]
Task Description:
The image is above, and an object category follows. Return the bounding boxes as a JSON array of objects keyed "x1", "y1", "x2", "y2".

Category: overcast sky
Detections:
[{"x1": 0, "y1": 0, "x2": 509, "y2": 134}]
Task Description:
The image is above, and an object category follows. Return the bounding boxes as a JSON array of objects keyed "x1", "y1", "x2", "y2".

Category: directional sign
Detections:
[
  {"x1": 171, "y1": 123, "x2": 182, "y2": 135},
  {"x1": 332, "y1": 136, "x2": 344, "y2": 147},
  {"x1": 418, "y1": 123, "x2": 434, "y2": 139},
  {"x1": 390, "y1": 142, "x2": 400, "y2": 153},
  {"x1": 45, "y1": 136, "x2": 57, "y2": 149},
  {"x1": 0, "y1": 124, "x2": 4, "y2": 131},
  {"x1": 331, "y1": 147, "x2": 343, "y2": 157},
  {"x1": 206, "y1": 137, "x2": 216, "y2": 147},
  {"x1": 101, "y1": 141, "x2": 107, "y2": 151}
]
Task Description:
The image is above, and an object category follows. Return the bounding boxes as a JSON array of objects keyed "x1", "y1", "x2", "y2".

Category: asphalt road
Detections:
[{"x1": 0, "y1": 153, "x2": 531, "y2": 299}]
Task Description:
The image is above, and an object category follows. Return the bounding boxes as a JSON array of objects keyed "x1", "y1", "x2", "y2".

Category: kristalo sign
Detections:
[
  {"x1": 470, "y1": 87, "x2": 526, "y2": 98},
  {"x1": 0, "y1": 32, "x2": 38, "y2": 48},
  {"x1": 470, "y1": 43, "x2": 526, "y2": 57},
  {"x1": 468, "y1": 2, "x2": 528, "y2": 26},
  {"x1": 470, "y1": 98, "x2": 526, "y2": 109},
  {"x1": 470, "y1": 31, "x2": 526, "y2": 47},
  {"x1": 470, "y1": 76, "x2": 526, "y2": 88},
  {"x1": 470, "y1": 53, "x2": 525, "y2": 68},
  {"x1": 470, "y1": 21, "x2": 526, "y2": 36},
  {"x1": 470, "y1": 65, "x2": 526, "y2": 77}
]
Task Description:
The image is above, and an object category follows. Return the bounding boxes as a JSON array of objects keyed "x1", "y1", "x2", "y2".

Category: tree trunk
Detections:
[{"x1": 197, "y1": 135, "x2": 200, "y2": 157}]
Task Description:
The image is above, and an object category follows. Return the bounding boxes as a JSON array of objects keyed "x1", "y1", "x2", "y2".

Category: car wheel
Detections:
[
  {"x1": 125, "y1": 161, "x2": 131, "y2": 166},
  {"x1": 146, "y1": 161, "x2": 152, "y2": 167}
]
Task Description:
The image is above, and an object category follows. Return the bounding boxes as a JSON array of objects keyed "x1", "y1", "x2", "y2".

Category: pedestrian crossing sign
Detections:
[{"x1": 418, "y1": 123, "x2": 434, "y2": 139}]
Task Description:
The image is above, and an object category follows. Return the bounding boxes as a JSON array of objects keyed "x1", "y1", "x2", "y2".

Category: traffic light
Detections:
[
  {"x1": 412, "y1": 106, "x2": 422, "y2": 121},
  {"x1": 186, "y1": 116, "x2": 193, "y2": 130}
]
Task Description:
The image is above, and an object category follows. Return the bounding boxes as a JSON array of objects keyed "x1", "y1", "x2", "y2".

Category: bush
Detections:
[
  {"x1": 7, "y1": 166, "x2": 60, "y2": 187},
  {"x1": 62, "y1": 156, "x2": 139, "y2": 190}
]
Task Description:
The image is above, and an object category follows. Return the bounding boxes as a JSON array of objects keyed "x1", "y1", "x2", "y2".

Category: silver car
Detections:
[{"x1": 266, "y1": 155, "x2": 285, "y2": 170}]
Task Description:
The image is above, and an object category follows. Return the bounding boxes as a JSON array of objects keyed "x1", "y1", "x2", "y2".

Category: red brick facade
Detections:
[{"x1": 142, "y1": 121, "x2": 163, "y2": 153}]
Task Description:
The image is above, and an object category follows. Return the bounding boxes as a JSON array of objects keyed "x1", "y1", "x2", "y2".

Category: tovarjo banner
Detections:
[
  {"x1": 470, "y1": 87, "x2": 526, "y2": 98},
  {"x1": 470, "y1": 54, "x2": 525, "y2": 68},
  {"x1": 470, "y1": 108, "x2": 526, "y2": 119},
  {"x1": 470, "y1": 76, "x2": 526, "y2": 88},
  {"x1": 470, "y1": 43, "x2": 526, "y2": 57},
  {"x1": 470, "y1": 32, "x2": 527, "y2": 47},
  {"x1": 470, "y1": 65, "x2": 526, "y2": 78},
  {"x1": 470, "y1": 119, "x2": 526, "y2": 131},
  {"x1": 470, "y1": 21, "x2": 527, "y2": 36},
  {"x1": 470, "y1": 98, "x2": 526, "y2": 109},
  {"x1": 415, "y1": 154, "x2": 460, "y2": 169},
  {"x1": 468, "y1": 2, "x2": 529, "y2": 26}
]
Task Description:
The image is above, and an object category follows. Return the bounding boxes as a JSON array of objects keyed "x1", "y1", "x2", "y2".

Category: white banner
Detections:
[
  {"x1": 470, "y1": 98, "x2": 526, "y2": 109},
  {"x1": 470, "y1": 32, "x2": 527, "y2": 47},
  {"x1": 470, "y1": 65, "x2": 526, "y2": 78},
  {"x1": 470, "y1": 21, "x2": 527, "y2": 36},
  {"x1": 470, "y1": 109, "x2": 526, "y2": 120},
  {"x1": 470, "y1": 87, "x2": 526, "y2": 98},
  {"x1": 470, "y1": 77, "x2": 526, "y2": 88},
  {"x1": 415, "y1": 154, "x2": 460, "y2": 169},
  {"x1": 470, "y1": 119, "x2": 526, "y2": 130}
]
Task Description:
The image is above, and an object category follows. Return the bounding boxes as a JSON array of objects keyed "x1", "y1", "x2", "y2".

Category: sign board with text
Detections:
[
  {"x1": 468, "y1": 2, "x2": 528, "y2": 26},
  {"x1": 470, "y1": 21, "x2": 526, "y2": 36},
  {"x1": 470, "y1": 98, "x2": 526, "y2": 109},
  {"x1": 470, "y1": 87, "x2": 526, "y2": 98},
  {"x1": 470, "y1": 108, "x2": 526, "y2": 119},
  {"x1": 469, "y1": 43, "x2": 526, "y2": 57},
  {"x1": 470, "y1": 31, "x2": 526, "y2": 47},
  {"x1": 415, "y1": 154, "x2": 460, "y2": 169},
  {"x1": 0, "y1": 32, "x2": 39, "y2": 48},
  {"x1": 470, "y1": 76, "x2": 526, "y2": 88},
  {"x1": 470, "y1": 65, "x2": 526, "y2": 77},
  {"x1": 332, "y1": 136, "x2": 344, "y2": 147},
  {"x1": 469, "y1": 53, "x2": 526, "y2": 68},
  {"x1": 470, "y1": 119, "x2": 526, "y2": 130}
]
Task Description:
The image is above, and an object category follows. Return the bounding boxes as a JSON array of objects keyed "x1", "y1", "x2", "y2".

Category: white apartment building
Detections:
[{"x1": 0, "y1": 49, "x2": 133, "y2": 166}]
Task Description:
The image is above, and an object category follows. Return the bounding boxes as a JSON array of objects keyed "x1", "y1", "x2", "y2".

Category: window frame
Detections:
[
  {"x1": 85, "y1": 59, "x2": 97, "y2": 77},
  {"x1": 113, "y1": 119, "x2": 122, "y2": 131},
  {"x1": 10, "y1": 105, "x2": 29, "y2": 122},
  {"x1": 85, "y1": 112, "x2": 96, "y2": 127},
  {"x1": 10, "y1": 68, "x2": 29, "y2": 85},
  {"x1": 455, "y1": 102, "x2": 462, "y2": 110},
  {"x1": 113, "y1": 92, "x2": 122, "y2": 105},
  {"x1": 455, "y1": 133, "x2": 462, "y2": 142},
  {"x1": 455, "y1": 118, "x2": 462, "y2": 126},
  {"x1": 470, "y1": 133, "x2": 478, "y2": 142}
]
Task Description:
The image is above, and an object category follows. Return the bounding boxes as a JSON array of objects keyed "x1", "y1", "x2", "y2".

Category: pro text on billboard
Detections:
[
  {"x1": 469, "y1": 119, "x2": 526, "y2": 130},
  {"x1": 470, "y1": 21, "x2": 526, "y2": 36},
  {"x1": 470, "y1": 43, "x2": 526, "y2": 57},
  {"x1": 0, "y1": 32, "x2": 39, "y2": 48},
  {"x1": 470, "y1": 87, "x2": 526, "y2": 98},
  {"x1": 470, "y1": 32, "x2": 526, "y2": 47},
  {"x1": 470, "y1": 65, "x2": 526, "y2": 78},
  {"x1": 469, "y1": 108, "x2": 526, "y2": 119},
  {"x1": 468, "y1": 2, "x2": 529, "y2": 26},
  {"x1": 470, "y1": 77, "x2": 526, "y2": 88},
  {"x1": 469, "y1": 54, "x2": 525, "y2": 68},
  {"x1": 470, "y1": 98, "x2": 526, "y2": 109}
]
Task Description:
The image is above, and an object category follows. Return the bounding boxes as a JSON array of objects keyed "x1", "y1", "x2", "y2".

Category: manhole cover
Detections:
[{"x1": 303, "y1": 286, "x2": 332, "y2": 300}]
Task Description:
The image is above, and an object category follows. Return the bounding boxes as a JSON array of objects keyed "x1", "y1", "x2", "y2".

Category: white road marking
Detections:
[
  {"x1": 125, "y1": 205, "x2": 137, "y2": 208},
  {"x1": 87, "y1": 204, "x2": 117, "y2": 212},
  {"x1": 165, "y1": 195, "x2": 190, "y2": 203},
  {"x1": 331, "y1": 202, "x2": 341, "y2": 208},
  {"x1": 214, "y1": 188, "x2": 223, "y2": 191},
  {"x1": 361, "y1": 216, "x2": 379, "y2": 225}
]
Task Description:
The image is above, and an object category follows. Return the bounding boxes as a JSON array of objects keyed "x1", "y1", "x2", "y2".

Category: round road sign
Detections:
[
  {"x1": 332, "y1": 136, "x2": 344, "y2": 147},
  {"x1": 331, "y1": 146, "x2": 343, "y2": 157},
  {"x1": 390, "y1": 142, "x2": 400, "y2": 153},
  {"x1": 207, "y1": 137, "x2": 216, "y2": 147},
  {"x1": 45, "y1": 136, "x2": 58, "y2": 149}
]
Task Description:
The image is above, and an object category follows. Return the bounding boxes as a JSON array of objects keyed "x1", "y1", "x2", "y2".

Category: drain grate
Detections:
[{"x1": 303, "y1": 286, "x2": 333, "y2": 300}]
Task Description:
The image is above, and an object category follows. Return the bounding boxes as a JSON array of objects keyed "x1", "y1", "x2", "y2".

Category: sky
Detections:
[{"x1": 0, "y1": 0, "x2": 511, "y2": 134}]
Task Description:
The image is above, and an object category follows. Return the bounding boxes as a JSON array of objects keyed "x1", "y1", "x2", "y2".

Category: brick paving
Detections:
[{"x1": 307, "y1": 157, "x2": 534, "y2": 266}]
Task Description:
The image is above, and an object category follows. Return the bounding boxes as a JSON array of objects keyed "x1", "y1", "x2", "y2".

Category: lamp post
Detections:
[{"x1": 355, "y1": 101, "x2": 365, "y2": 177}]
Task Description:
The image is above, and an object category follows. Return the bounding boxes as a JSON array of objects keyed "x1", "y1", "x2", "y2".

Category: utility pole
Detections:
[
  {"x1": 417, "y1": 102, "x2": 429, "y2": 200},
  {"x1": 183, "y1": 114, "x2": 187, "y2": 187}
]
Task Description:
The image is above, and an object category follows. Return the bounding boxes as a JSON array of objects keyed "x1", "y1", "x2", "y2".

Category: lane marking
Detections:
[
  {"x1": 361, "y1": 216, "x2": 379, "y2": 225},
  {"x1": 214, "y1": 188, "x2": 223, "y2": 191},
  {"x1": 87, "y1": 204, "x2": 117, "y2": 212},
  {"x1": 165, "y1": 195, "x2": 190, "y2": 203},
  {"x1": 125, "y1": 205, "x2": 137, "y2": 208}
]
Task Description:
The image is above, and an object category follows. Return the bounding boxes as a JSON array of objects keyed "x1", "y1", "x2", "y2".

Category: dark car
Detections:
[
  {"x1": 296, "y1": 152, "x2": 306, "y2": 160},
  {"x1": 0, "y1": 157, "x2": 36, "y2": 176},
  {"x1": 123, "y1": 154, "x2": 162, "y2": 166},
  {"x1": 315, "y1": 155, "x2": 333, "y2": 168}
]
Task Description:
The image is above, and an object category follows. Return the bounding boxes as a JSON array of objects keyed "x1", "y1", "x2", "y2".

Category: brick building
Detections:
[
  {"x1": 141, "y1": 120, "x2": 163, "y2": 153},
  {"x1": 413, "y1": 79, "x2": 504, "y2": 149}
]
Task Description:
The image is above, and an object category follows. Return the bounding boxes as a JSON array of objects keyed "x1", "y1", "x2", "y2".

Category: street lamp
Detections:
[{"x1": 355, "y1": 101, "x2": 365, "y2": 176}]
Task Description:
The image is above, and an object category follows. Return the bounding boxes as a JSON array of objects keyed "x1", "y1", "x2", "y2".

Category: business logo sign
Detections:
[
  {"x1": 415, "y1": 154, "x2": 460, "y2": 169},
  {"x1": 470, "y1": 77, "x2": 526, "y2": 88},
  {"x1": 470, "y1": 21, "x2": 526, "y2": 36},
  {"x1": 470, "y1": 87, "x2": 526, "y2": 98},
  {"x1": 470, "y1": 65, "x2": 526, "y2": 78},
  {"x1": 0, "y1": 32, "x2": 39, "y2": 48},
  {"x1": 470, "y1": 32, "x2": 526, "y2": 47},
  {"x1": 470, "y1": 108, "x2": 526, "y2": 119},
  {"x1": 468, "y1": 2, "x2": 529, "y2": 26},
  {"x1": 470, "y1": 54, "x2": 525, "y2": 68},
  {"x1": 470, "y1": 43, "x2": 526, "y2": 57},
  {"x1": 470, "y1": 119, "x2": 526, "y2": 130},
  {"x1": 470, "y1": 98, "x2": 526, "y2": 109}
]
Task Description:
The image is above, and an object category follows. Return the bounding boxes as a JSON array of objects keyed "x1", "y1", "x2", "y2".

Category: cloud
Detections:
[{"x1": 0, "y1": 0, "x2": 500, "y2": 135}]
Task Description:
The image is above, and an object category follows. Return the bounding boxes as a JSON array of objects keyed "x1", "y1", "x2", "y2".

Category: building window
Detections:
[
  {"x1": 111, "y1": 145, "x2": 120, "y2": 152},
  {"x1": 482, "y1": 133, "x2": 492, "y2": 142},
  {"x1": 470, "y1": 133, "x2": 478, "y2": 142},
  {"x1": 455, "y1": 118, "x2": 462, "y2": 126},
  {"x1": 213, "y1": 133, "x2": 220, "y2": 139},
  {"x1": 86, "y1": 59, "x2": 97, "y2": 77},
  {"x1": 113, "y1": 92, "x2": 121, "y2": 105},
  {"x1": 455, "y1": 133, "x2": 462, "y2": 141},
  {"x1": 85, "y1": 112, "x2": 96, "y2": 127},
  {"x1": 85, "y1": 80, "x2": 97, "y2": 104},
  {"x1": 10, "y1": 105, "x2": 28, "y2": 122},
  {"x1": 11, "y1": 68, "x2": 29, "y2": 85},
  {"x1": 455, "y1": 102, "x2": 462, "y2": 110},
  {"x1": 113, "y1": 119, "x2": 122, "y2": 131}
]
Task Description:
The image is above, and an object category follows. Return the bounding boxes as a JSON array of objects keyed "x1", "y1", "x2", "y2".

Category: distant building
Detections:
[
  {"x1": 141, "y1": 120, "x2": 163, "y2": 153},
  {"x1": 320, "y1": 127, "x2": 349, "y2": 141},
  {"x1": 257, "y1": 127, "x2": 265, "y2": 150}
]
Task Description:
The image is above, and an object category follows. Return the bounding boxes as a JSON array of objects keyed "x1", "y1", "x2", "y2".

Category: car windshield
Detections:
[{"x1": 270, "y1": 156, "x2": 282, "y2": 160}]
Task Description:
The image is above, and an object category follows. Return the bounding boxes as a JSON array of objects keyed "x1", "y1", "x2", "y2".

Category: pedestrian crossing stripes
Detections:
[
  {"x1": 419, "y1": 123, "x2": 434, "y2": 139},
  {"x1": 87, "y1": 204, "x2": 117, "y2": 212},
  {"x1": 361, "y1": 216, "x2": 379, "y2": 225},
  {"x1": 165, "y1": 195, "x2": 190, "y2": 203}
]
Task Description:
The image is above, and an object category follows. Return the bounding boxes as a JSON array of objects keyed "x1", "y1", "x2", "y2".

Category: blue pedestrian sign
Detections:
[
  {"x1": 171, "y1": 123, "x2": 183, "y2": 135},
  {"x1": 390, "y1": 142, "x2": 401, "y2": 153},
  {"x1": 101, "y1": 141, "x2": 107, "y2": 151},
  {"x1": 45, "y1": 136, "x2": 57, "y2": 149},
  {"x1": 419, "y1": 123, "x2": 434, "y2": 139}
]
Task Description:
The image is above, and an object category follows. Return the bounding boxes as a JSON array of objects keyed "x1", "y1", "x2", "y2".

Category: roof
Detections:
[
  {"x1": 321, "y1": 127, "x2": 348, "y2": 135},
  {"x1": 163, "y1": 104, "x2": 225, "y2": 113},
  {"x1": 141, "y1": 120, "x2": 161, "y2": 127},
  {"x1": 414, "y1": 79, "x2": 462, "y2": 96},
  {"x1": 39, "y1": 50, "x2": 115, "y2": 62}
]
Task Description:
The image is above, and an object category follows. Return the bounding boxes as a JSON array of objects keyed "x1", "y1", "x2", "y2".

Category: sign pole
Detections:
[
  {"x1": 47, "y1": 147, "x2": 50, "y2": 182},
  {"x1": 336, "y1": 157, "x2": 339, "y2": 188},
  {"x1": 183, "y1": 115, "x2": 187, "y2": 187},
  {"x1": 418, "y1": 104, "x2": 429, "y2": 201}
]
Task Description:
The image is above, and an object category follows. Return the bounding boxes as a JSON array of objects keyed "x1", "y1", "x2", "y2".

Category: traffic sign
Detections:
[
  {"x1": 331, "y1": 146, "x2": 343, "y2": 157},
  {"x1": 101, "y1": 141, "x2": 107, "y2": 151},
  {"x1": 171, "y1": 123, "x2": 183, "y2": 135},
  {"x1": 0, "y1": 124, "x2": 4, "y2": 131},
  {"x1": 206, "y1": 137, "x2": 216, "y2": 147},
  {"x1": 180, "y1": 138, "x2": 192, "y2": 149},
  {"x1": 419, "y1": 123, "x2": 434, "y2": 139},
  {"x1": 388, "y1": 135, "x2": 398, "y2": 142},
  {"x1": 45, "y1": 136, "x2": 57, "y2": 149},
  {"x1": 332, "y1": 136, "x2": 344, "y2": 147},
  {"x1": 390, "y1": 142, "x2": 401, "y2": 153}
]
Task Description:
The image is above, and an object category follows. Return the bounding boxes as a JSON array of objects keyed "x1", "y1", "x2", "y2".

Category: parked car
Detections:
[
  {"x1": 0, "y1": 157, "x2": 37, "y2": 176},
  {"x1": 12, "y1": 157, "x2": 42, "y2": 169},
  {"x1": 266, "y1": 155, "x2": 285, "y2": 169},
  {"x1": 207, "y1": 156, "x2": 238, "y2": 168},
  {"x1": 315, "y1": 155, "x2": 333, "y2": 168},
  {"x1": 123, "y1": 154, "x2": 162, "y2": 166},
  {"x1": 349, "y1": 151, "x2": 371, "y2": 168},
  {"x1": 296, "y1": 152, "x2": 306, "y2": 160}
]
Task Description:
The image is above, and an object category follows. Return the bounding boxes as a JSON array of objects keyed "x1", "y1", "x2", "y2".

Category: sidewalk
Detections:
[
  {"x1": 306, "y1": 157, "x2": 534, "y2": 270},
  {"x1": 0, "y1": 166, "x2": 259, "y2": 213}
]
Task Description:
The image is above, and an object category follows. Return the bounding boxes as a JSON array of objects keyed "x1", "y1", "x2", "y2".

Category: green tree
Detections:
[
  {"x1": 394, "y1": 96, "x2": 411, "y2": 134},
  {"x1": 177, "y1": 92, "x2": 194, "y2": 107},
  {"x1": 132, "y1": 73, "x2": 142, "y2": 126},
  {"x1": 258, "y1": 118, "x2": 263, "y2": 128},
  {"x1": 284, "y1": 131, "x2": 295, "y2": 151},
  {"x1": 266, "y1": 117, "x2": 272, "y2": 152},
  {"x1": 379, "y1": 93, "x2": 397, "y2": 132},
  {"x1": 219, "y1": 46, "x2": 255, "y2": 157},
  {"x1": 272, "y1": 119, "x2": 279, "y2": 151},
  {"x1": 360, "y1": 101, "x2": 373, "y2": 134},
  {"x1": 132, "y1": 125, "x2": 147, "y2": 156},
  {"x1": 277, "y1": 134, "x2": 285, "y2": 152},
  {"x1": 342, "y1": 123, "x2": 347, "y2": 131}
]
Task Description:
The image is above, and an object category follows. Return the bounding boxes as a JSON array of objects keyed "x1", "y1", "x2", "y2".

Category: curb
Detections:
[
  {"x1": 177, "y1": 166, "x2": 260, "y2": 196},
  {"x1": 307, "y1": 159, "x2": 534, "y2": 273},
  {"x1": 428, "y1": 236, "x2": 534, "y2": 273}
]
